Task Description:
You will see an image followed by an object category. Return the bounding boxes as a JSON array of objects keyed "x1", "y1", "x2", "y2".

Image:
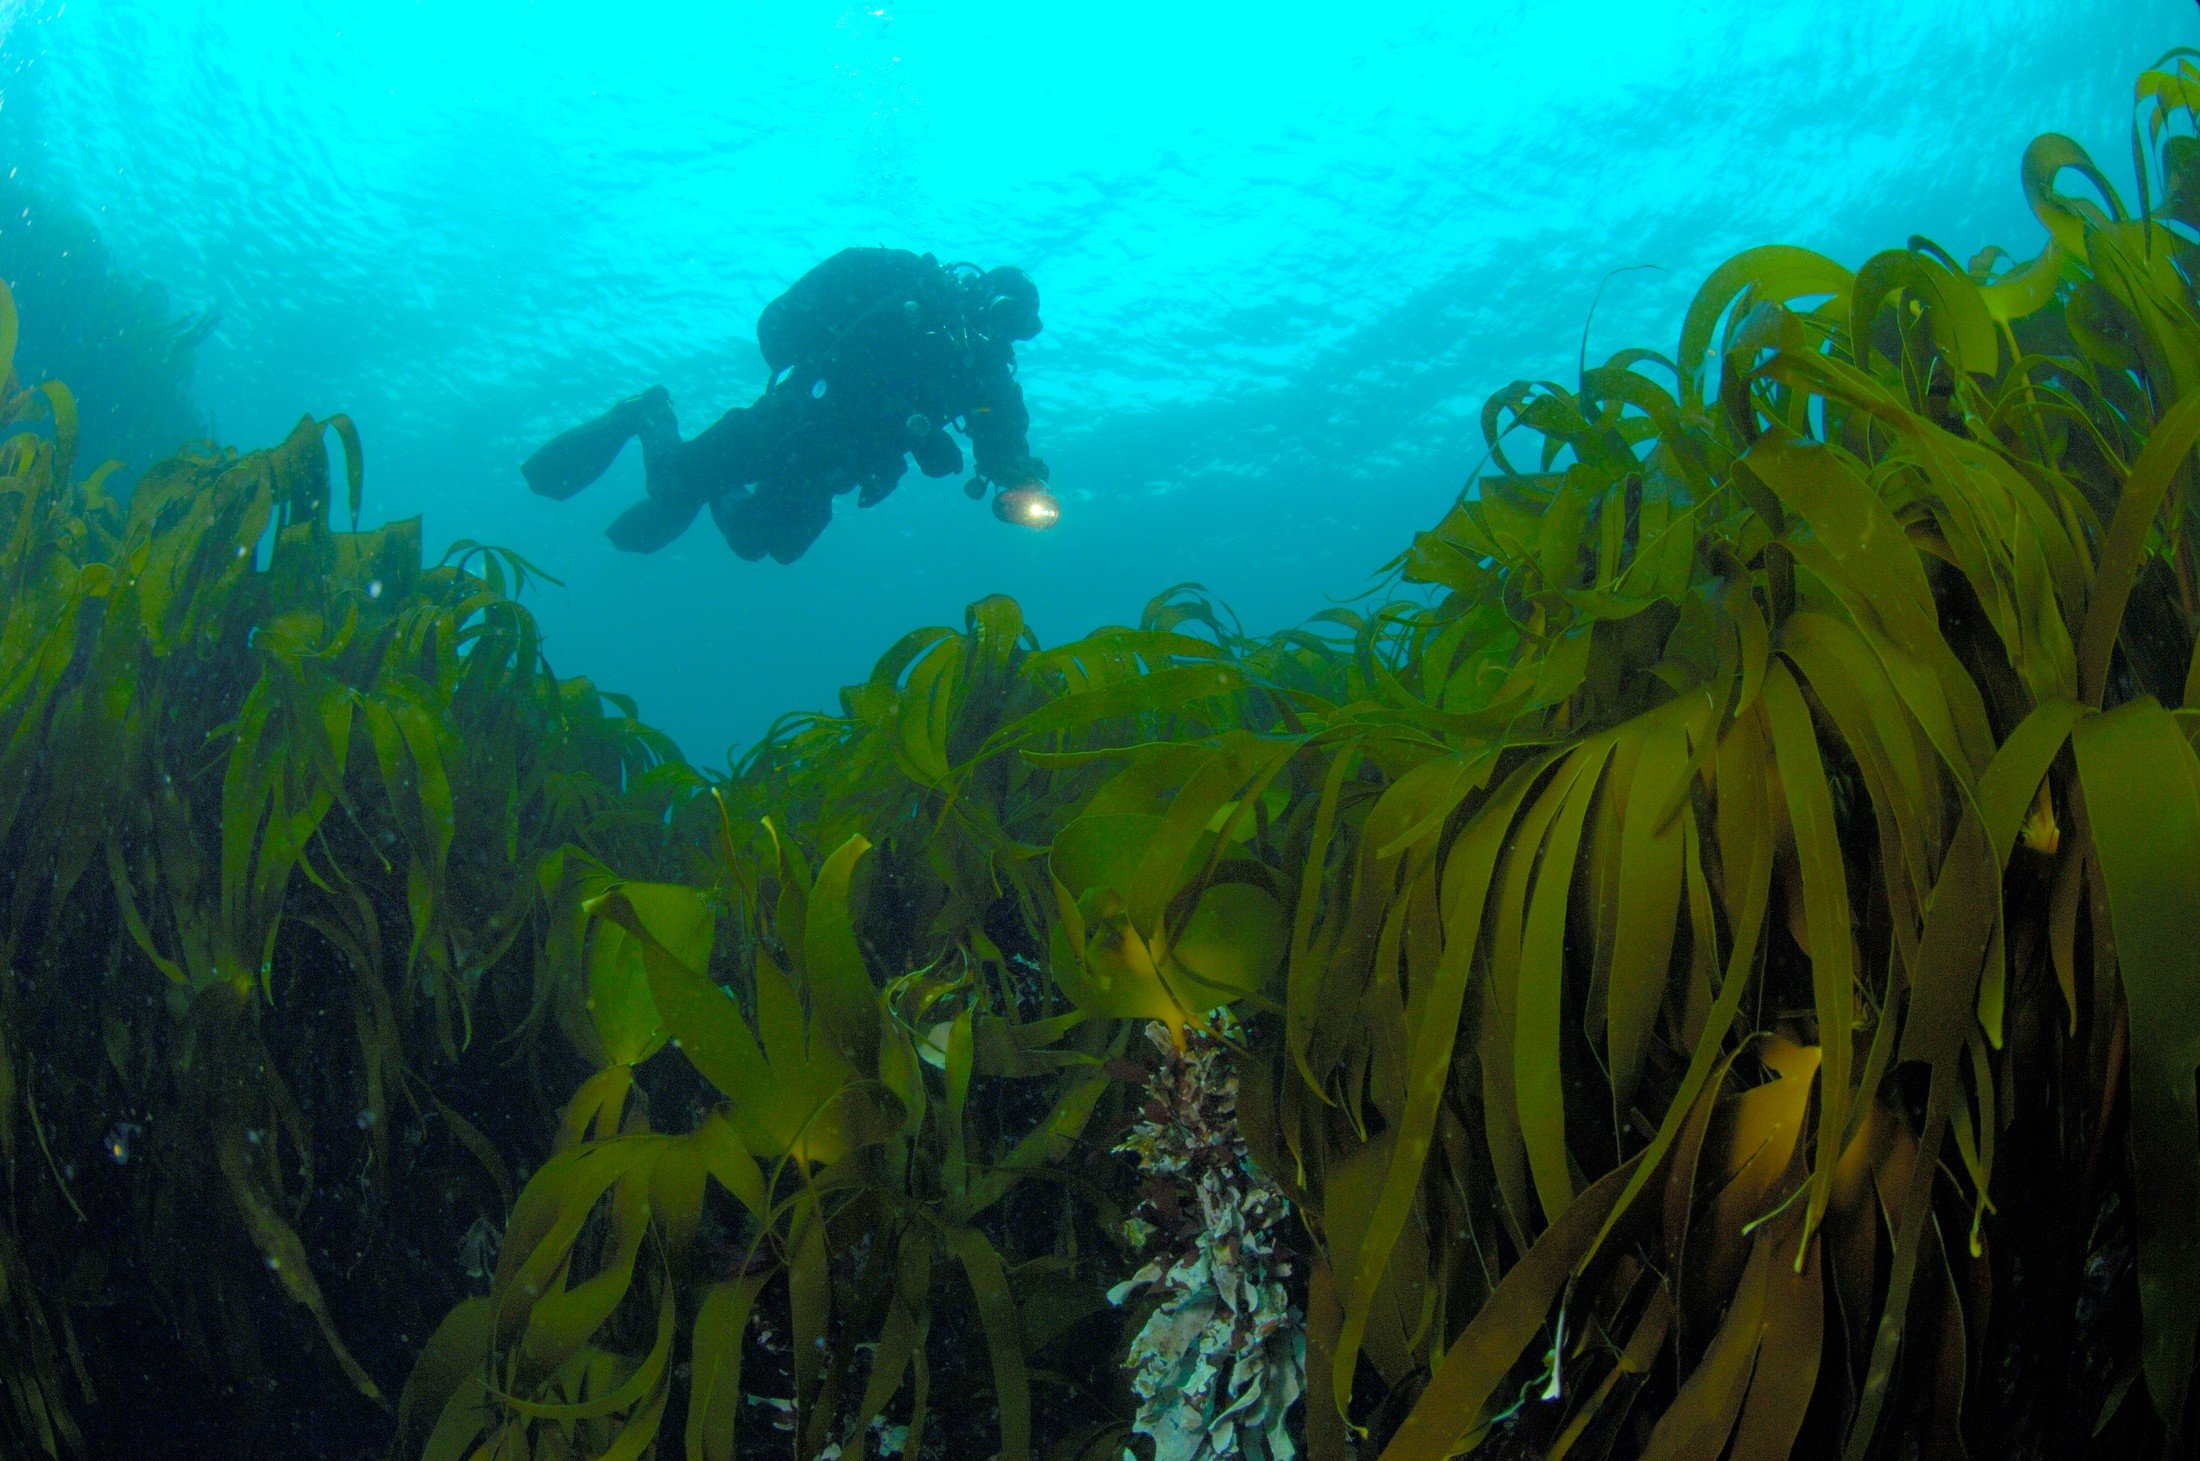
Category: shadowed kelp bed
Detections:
[{"x1": 4, "y1": 53, "x2": 2200, "y2": 1461}]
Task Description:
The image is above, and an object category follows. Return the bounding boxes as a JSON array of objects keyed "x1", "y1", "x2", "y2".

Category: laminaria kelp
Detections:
[
  {"x1": 0, "y1": 273, "x2": 690, "y2": 1452},
  {"x1": 5, "y1": 52, "x2": 2200, "y2": 1461}
]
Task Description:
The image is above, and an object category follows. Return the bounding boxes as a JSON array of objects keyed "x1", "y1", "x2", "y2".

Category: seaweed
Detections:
[{"x1": 0, "y1": 276, "x2": 689, "y2": 1453}]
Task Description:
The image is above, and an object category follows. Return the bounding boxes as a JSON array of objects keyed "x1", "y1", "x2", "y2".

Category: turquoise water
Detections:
[{"x1": 1, "y1": 0, "x2": 2189, "y2": 760}]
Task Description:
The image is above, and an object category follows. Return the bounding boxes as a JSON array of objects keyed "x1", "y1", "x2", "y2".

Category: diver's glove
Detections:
[
  {"x1": 985, "y1": 454, "x2": 1049, "y2": 488},
  {"x1": 965, "y1": 455, "x2": 1050, "y2": 500}
]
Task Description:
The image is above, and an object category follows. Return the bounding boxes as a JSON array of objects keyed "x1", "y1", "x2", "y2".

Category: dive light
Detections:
[{"x1": 993, "y1": 484, "x2": 1061, "y2": 531}]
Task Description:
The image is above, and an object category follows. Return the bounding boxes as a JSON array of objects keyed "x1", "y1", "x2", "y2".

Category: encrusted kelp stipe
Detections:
[
  {"x1": 3, "y1": 51, "x2": 2200, "y2": 1461},
  {"x1": 1110, "y1": 1020, "x2": 1305, "y2": 1461}
]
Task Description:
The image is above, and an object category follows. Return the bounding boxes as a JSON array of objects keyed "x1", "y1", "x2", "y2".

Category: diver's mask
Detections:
[
  {"x1": 969, "y1": 267, "x2": 1042, "y2": 342},
  {"x1": 993, "y1": 484, "x2": 1061, "y2": 531}
]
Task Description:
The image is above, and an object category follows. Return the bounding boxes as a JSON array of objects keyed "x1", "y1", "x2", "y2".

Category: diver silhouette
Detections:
[{"x1": 522, "y1": 249, "x2": 1054, "y2": 563}]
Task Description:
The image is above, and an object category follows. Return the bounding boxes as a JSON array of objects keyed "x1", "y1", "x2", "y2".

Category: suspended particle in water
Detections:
[
  {"x1": 103, "y1": 1120, "x2": 141, "y2": 1165},
  {"x1": 368, "y1": 579, "x2": 383, "y2": 599}
]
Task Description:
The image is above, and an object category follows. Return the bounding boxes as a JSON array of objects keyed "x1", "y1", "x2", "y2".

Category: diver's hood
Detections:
[{"x1": 973, "y1": 267, "x2": 1042, "y2": 341}]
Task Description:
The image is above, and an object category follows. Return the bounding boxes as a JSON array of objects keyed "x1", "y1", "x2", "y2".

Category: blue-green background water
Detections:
[{"x1": 1, "y1": 0, "x2": 2190, "y2": 761}]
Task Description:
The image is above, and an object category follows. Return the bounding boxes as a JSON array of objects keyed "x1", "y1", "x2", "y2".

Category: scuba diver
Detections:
[{"x1": 522, "y1": 248, "x2": 1057, "y2": 564}]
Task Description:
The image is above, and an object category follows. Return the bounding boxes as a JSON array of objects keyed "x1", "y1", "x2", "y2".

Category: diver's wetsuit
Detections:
[{"x1": 523, "y1": 248, "x2": 1047, "y2": 564}]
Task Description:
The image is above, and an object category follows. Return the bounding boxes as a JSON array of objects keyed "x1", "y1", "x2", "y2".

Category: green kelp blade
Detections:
[
  {"x1": 788, "y1": 1188, "x2": 832, "y2": 1453},
  {"x1": 322, "y1": 413, "x2": 365, "y2": 529},
  {"x1": 803, "y1": 834, "x2": 880, "y2": 1072},
  {"x1": 686, "y1": 1274, "x2": 768, "y2": 1461},
  {"x1": 684, "y1": 1108, "x2": 769, "y2": 1221},
  {"x1": 842, "y1": 1232, "x2": 934, "y2": 1458},
  {"x1": 1849, "y1": 246, "x2": 1998, "y2": 379},
  {"x1": 1677, "y1": 245, "x2": 1852, "y2": 407},
  {"x1": 1051, "y1": 812, "x2": 1167, "y2": 900},
  {"x1": 1762, "y1": 662, "x2": 1854, "y2": 1248},
  {"x1": 754, "y1": 949, "x2": 869, "y2": 1163},
  {"x1": 1127, "y1": 733, "x2": 1298, "y2": 934},
  {"x1": 1848, "y1": 804, "x2": 2003, "y2": 1455},
  {"x1": 951, "y1": 1050, "x2": 1117, "y2": 1224},
  {"x1": 1329, "y1": 749, "x2": 1549, "y2": 1423},
  {"x1": 1053, "y1": 885, "x2": 1199, "y2": 1041},
  {"x1": 396, "y1": 1296, "x2": 495, "y2": 1452},
  {"x1": 1379, "y1": 1159, "x2": 1640, "y2": 1459},
  {"x1": 629, "y1": 920, "x2": 775, "y2": 1149},
  {"x1": 1640, "y1": 1219, "x2": 1775, "y2": 1459},
  {"x1": 216, "y1": 1128, "x2": 385, "y2": 1404},
  {"x1": 586, "y1": 919, "x2": 667, "y2": 1068},
  {"x1": 585, "y1": 881, "x2": 715, "y2": 1064},
  {"x1": 943, "y1": 1224, "x2": 1033, "y2": 1461},
  {"x1": 892, "y1": 632, "x2": 959, "y2": 786},
  {"x1": 597, "y1": 874, "x2": 717, "y2": 971},
  {"x1": 983, "y1": 661, "x2": 1248, "y2": 753},
  {"x1": 2073, "y1": 698, "x2": 2200, "y2": 1432},
  {"x1": 1604, "y1": 708, "x2": 1693, "y2": 1118},
  {"x1": 1522, "y1": 737, "x2": 1617, "y2": 1227},
  {"x1": 497, "y1": 1285, "x2": 675, "y2": 1424},
  {"x1": 2074, "y1": 391, "x2": 2200, "y2": 707},
  {"x1": 516, "y1": 1160, "x2": 659, "y2": 1380},
  {"x1": 1160, "y1": 880, "x2": 1288, "y2": 1013},
  {"x1": 1979, "y1": 239, "x2": 2065, "y2": 323}
]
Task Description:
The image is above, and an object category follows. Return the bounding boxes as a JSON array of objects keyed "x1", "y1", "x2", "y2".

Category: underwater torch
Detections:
[{"x1": 993, "y1": 483, "x2": 1062, "y2": 531}]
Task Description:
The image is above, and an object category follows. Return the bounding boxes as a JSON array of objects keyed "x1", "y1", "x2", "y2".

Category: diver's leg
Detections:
[
  {"x1": 765, "y1": 481, "x2": 835, "y2": 564},
  {"x1": 631, "y1": 388, "x2": 687, "y2": 498},
  {"x1": 855, "y1": 455, "x2": 907, "y2": 509},
  {"x1": 909, "y1": 426, "x2": 963, "y2": 479},
  {"x1": 709, "y1": 488, "x2": 771, "y2": 562},
  {"x1": 522, "y1": 389, "x2": 663, "y2": 501},
  {"x1": 605, "y1": 492, "x2": 705, "y2": 553},
  {"x1": 709, "y1": 474, "x2": 832, "y2": 565},
  {"x1": 606, "y1": 394, "x2": 759, "y2": 553}
]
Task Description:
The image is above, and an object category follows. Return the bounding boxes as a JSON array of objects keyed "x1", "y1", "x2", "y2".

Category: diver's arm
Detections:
[{"x1": 962, "y1": 363, "x2": 1046, "y2": 486}]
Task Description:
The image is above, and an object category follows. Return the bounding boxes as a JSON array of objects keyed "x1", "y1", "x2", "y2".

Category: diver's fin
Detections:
[
  {"x1": 523, "y1": 396, "x2": 652, "y2": 500},
  {"x1": 605, "y1": 493, "x2": 704, "y2": 553}
]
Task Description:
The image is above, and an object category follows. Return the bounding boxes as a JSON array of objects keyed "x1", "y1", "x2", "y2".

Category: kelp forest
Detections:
[{"x1": 4, "y1": 53, "x2": 2200, "y2": 1461}]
